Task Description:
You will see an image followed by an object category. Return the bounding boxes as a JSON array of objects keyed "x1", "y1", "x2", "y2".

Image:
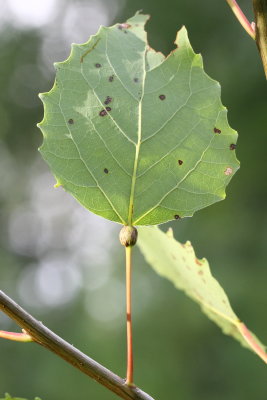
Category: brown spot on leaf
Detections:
[
  {"x1": 171, "y1": 254, "x2": 176, "y2": 260},
  {"x1": 195, "y1": 258, "x2": 202, "y2": 266},
  {"x1": 68, "y1": 119, "x2": 74, "y2": 124},
  {"x1": 108, "y1": 75, "x2": 114, "y2": 82},
  {"x1": 104, "y1": 168, "x2": 109, "y2": 174},
  {"x1": 95, "y1": 63, "x2": 101, "y2": 68},
  {"x1": 106, "y1": 106, "x2": 111, "y2": 112},
  {"x1": 178, "y1": 160, "x2": 183, "y2": 165},
  {"x1": 198, "y1": 270, "x2": 204, "y2": 275},
  {"x1": 104, "y1": 96, "x2": 112, "y2": 105},
  {"x1": 213, "y1": 127, "x2": 221, "y2": 134},
  {"x1": 174, "y1": 214, "x2": 180, "y2": 220},
  {"x1": 133, "y1": 78, "x2": 139, "y2": 83},
  {"x1": 224, "y1": 167, "x2": 233, "y2": 176},
  {"x1": 118, "y1": 23, "x2": 131, "y2": 30},
  {"x1": 229, "y1": 143, "x2": 236, "y2": 150},
  {"x1": 159, "y1": 94, "x2": 166, "y2": 100},
  {"x1": 99, "y1": 109, "x2": 107, "y2": 117}
]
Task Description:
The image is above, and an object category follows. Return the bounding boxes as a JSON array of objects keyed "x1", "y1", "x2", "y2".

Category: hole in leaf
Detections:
[
  {"x1": 108, "y1": 75, "x2": 114, "y2": 82},
  {"x1": 68, "y1": 119, "x2": 74, "y2": 124},
  {"x1": 229, "y1": 143, "x2": 236, "y2": 150},
  {"x1": 104, "y1": 168, "x2": 109, "y2": 174},
  {"x1": 106, "y1": 106, "x2": 111, "y2": 112},
  {"x1": 178, "y1": 160, "x2": 183, "y2": 165},
  {"x1": 159, "y1": 94, "x2": 166, "y2": 100},
  {"x1": 95, "y1": 63, "x2": 101, "y2": 68},
  {"x1": 174, "y1": 214, "x2": 180, "y2": 220},
  {"x1": 213, "y1": 127, "x2": 221, "y2": 133},
  {"x1": 133, "y1": 78, "x2": 139, "y2": 83}
]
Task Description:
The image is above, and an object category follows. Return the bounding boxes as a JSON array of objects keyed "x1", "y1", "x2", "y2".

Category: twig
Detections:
[
  {"x1": 0, "y1": 290, "x2": 155, "y2": 400},
  {"x1": 225, "y1": 0, "x2": 256, "y2": 39},
  {"x1": 253, "y1": 0, "x2": 267, "y2": 78}
]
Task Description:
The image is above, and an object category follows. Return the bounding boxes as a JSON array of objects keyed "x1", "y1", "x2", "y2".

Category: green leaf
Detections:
[
  {"x1": 138, "y1": 226, "x2": 267, "y2": 364},
  {"x1": 1, "y1": 394, "x2": 41, "y2": 400},
  {"x1": 38, "y1": 12, "x2": 239, "y2": 226}
]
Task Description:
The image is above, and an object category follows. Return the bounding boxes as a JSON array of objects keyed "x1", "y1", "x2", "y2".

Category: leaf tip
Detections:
[
  {"x1": 126, "y1": 10, "x2": 150, "y2": 28},
  {"x1": 166, "y1": 227, "x2": 174, "y2": 238},
  {"x1": 54, "y1": 180, "x2": 62, "y2": 188},
  {"x1": 192, "y1": 52, "x2": 203, "y2": 68},
  {"x1": 175, "y1": 25, "x2": 190, "y2": 49},
  {"x1": 37, "y1": 119, "x2": 45, "y2": 133}
]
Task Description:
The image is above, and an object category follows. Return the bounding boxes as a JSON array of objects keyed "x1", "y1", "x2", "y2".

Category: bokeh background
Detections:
[{"x1": 0, "y1": 0, "x2": 266, "y2": 399}]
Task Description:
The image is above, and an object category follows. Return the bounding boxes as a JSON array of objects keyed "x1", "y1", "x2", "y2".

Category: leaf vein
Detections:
[{"x1": 58, "y1": 92, "x2": 126, "y2": 224}]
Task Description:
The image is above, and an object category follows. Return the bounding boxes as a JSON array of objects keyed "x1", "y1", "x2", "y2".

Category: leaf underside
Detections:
[
  {"x1": 38, "y1": 12, "x2": 239, "y2": 226},
  {"x1": 138, "y1": 226, "x2": 267, "y2": 364}
]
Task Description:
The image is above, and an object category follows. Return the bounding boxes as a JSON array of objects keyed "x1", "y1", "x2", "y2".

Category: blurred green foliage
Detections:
[
  {"x1": 0, "y1": 394, "x2": 41, "y2": 400},
  {"x1": 0, "y1": 1, "x2": 266, "y2": 400}
]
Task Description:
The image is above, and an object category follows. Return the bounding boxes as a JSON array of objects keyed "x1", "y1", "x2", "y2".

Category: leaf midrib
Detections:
[{"x1": 127, "y1": 47, "x2": 147, "y2": 226}]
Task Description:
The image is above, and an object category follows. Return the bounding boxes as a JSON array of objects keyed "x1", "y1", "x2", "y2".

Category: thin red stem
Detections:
[
  {"x1": 125, "y1": 246, "x2": 134, "y2": 386},
  {"x1": 0, "y1": 329, "x2": 33, "y2": 342},
  {"x1": 226, "y1": 0, "x2": 256, "y2": 39}
]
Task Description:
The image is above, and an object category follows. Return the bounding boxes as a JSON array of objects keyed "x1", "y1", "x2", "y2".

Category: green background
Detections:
[{"x1": 0, "y1": 0, "x2": 266, "y2": 399}]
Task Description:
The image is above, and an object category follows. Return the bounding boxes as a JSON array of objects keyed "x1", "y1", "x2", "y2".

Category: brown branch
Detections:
[
  {"x1": 253, "y1": 0, "x2": 267, "y2": 78},
  {"x1": 0, "y1": 290, "x2": 155, "y2": 400}
]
